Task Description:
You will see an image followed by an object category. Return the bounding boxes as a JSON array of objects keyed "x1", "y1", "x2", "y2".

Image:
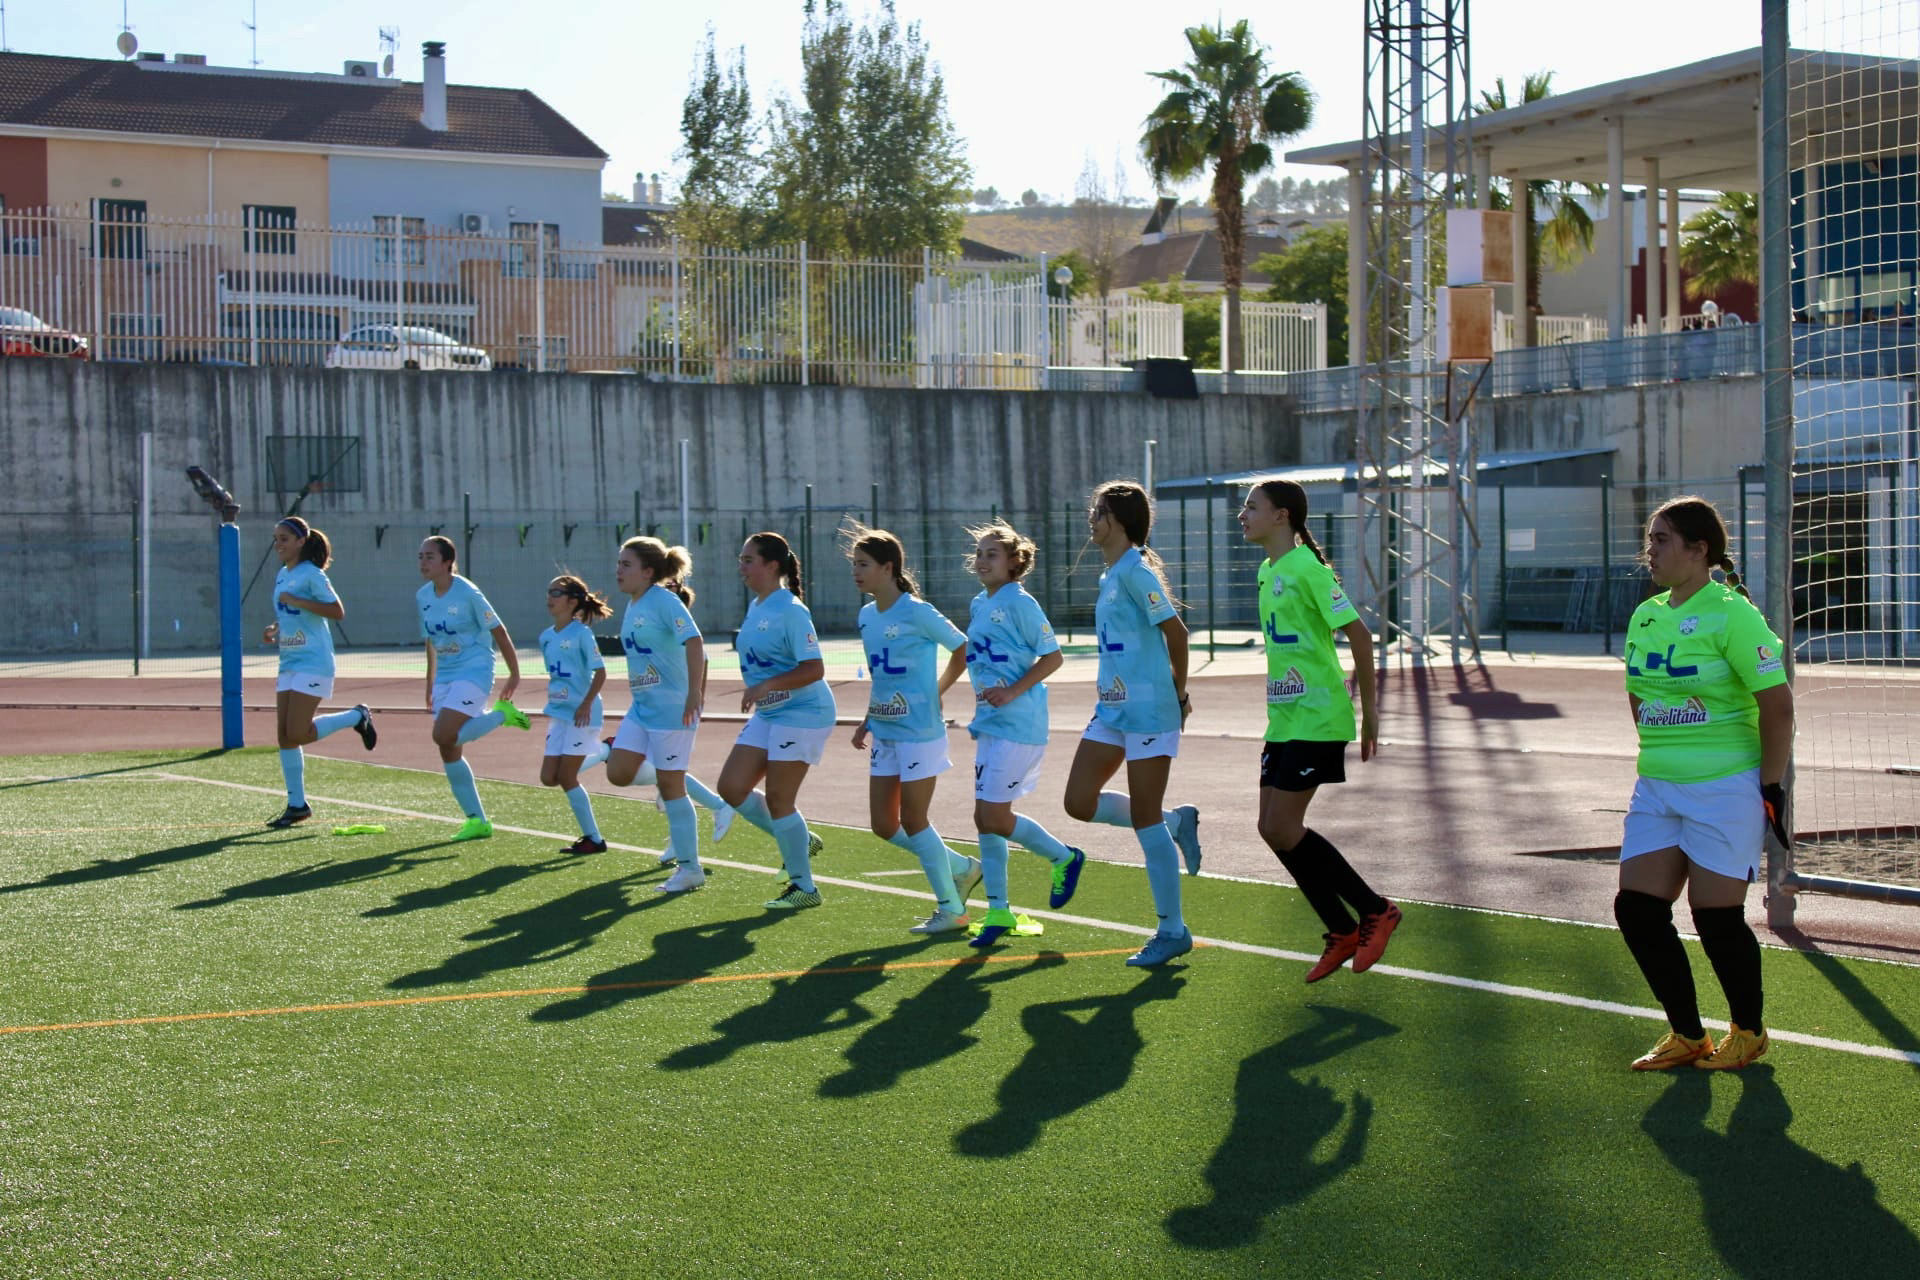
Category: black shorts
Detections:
[{"x1": 1260, "y1": 740, "x2": 1349, "y2": 791}]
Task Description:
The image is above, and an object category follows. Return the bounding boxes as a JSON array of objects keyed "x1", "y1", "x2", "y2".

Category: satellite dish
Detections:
[
  {"x1": 116, "y1": 31, "x2": 139, "y2": 58},
  {"x1": 382, "y1": 54, "x2": 394, "y2": 76}
]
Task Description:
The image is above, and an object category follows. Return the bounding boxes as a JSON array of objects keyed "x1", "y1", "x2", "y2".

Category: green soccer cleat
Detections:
[
  {"x1": 494, "y1": 699, "x2": 532, "y2": 731},
  {"x1": 764, "y1": 882, "x2": 823, "y2": 910},
  {"x1": 451, "y1": 817, "x2": 494, "y2": 842},
  {"x1": 968, "y1": 907, "x2": 1020, "y2": 949}
]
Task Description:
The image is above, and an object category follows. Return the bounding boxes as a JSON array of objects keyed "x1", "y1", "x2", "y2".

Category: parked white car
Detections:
[{"x1": 324, "y1": 324, "x2": 491, "y2": 372}]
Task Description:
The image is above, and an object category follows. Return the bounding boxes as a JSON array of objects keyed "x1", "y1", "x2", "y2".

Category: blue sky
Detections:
[{"x1": 16, "y1": 2, "x2": 1759, "y2": 203}]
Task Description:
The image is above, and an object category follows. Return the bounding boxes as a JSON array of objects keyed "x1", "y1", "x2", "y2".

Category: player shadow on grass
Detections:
[
  {"x1": 1780, "y1": 940, "x2": 1920, "y2": 1070},
  {"x1": 815, "y1": 950, "x2": 1071, "y2": 1098},
  {"x1": 1164, "y1": 1004, "x2": 1397, "y2": 1250},
  {"x1": 953, "y1": 968, "x2": 1187, "y2": 1159},
  {"x1": 0, "y1": 830, "x2": 280, "y2": 895},
  {"x1": 527, "y1": 907, "x2": 800, "y2": 1022},
  {"x1": 0, "y1": 750, "x2": 226, "y2": 791},
  {"x1": 1643, "y1": 1067, "x2": 1920, "y2": 1276},
  {"x1": 361, "y1": 854, "x2": 580, "y2": 919},
  {"x1": 389, "y1": 870, "x2": 678, "y2": 990},
  {"x1": 174, "y1": 844, "x2": 455, "y2": 910}
]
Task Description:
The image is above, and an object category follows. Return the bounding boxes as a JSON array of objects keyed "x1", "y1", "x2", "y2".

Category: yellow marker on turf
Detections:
[{"x1": 331, "y1": 823, "x2": 387, "y2": 836}]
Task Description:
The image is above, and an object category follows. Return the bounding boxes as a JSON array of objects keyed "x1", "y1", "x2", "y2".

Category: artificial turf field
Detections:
[{"x1": 1, "y1": 749, "x2": 1916, "y2": 1279}]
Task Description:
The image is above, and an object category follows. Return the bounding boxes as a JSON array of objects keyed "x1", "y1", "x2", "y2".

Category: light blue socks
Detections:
[
  {"x1": 664, "y1": 794, "x2": 699, "y2": 866},
  {"x1": 456, "y1": 709, "x2": 505, "y2": 745},
  {"x1": 906, "y1": 826, "x2": 962, "y2": 913},
  {"x1": 444, "y1": 759, "x2": 485, "y2": 819},
  {"x1": 1012, "y1": 814, "x2": 1072, "y2": 863},
  {"x1": 771, "y1": 811, "x2": 815, "y2": 892},
  {"x1": 565, "y1": 786, "x2": 602, "y2": 841},
  {"x1": 978, "y1": 832, "x2": 1011, "y2": 910},
  {"x1": 735, "y1": 789, "x2": 775, "y2": 835},
  {"x1": 685, "y1": 775, "x2": 728, "y2": 811},
  {"x1": 311, "y1": 708, "x2": 361, "y2": 741},
  {"x1": 278, "y1": 747, "x2": 306, "y2": 807},
  {"x1": 1137, "y1": 822, "x2": 1185, "y2": 934}
]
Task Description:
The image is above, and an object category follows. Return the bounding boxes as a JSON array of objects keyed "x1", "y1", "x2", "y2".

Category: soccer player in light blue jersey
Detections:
[
  {"x1": 262, "y1": 517, "x2": 375, "y2": 828},
  {"x1": 536, "y1": 574, "x2": 613, "y2": 855},
  {"x1": 844, "y1": 524, "x2": 983, "y2": 935},
  {"x1": 716, "y1": 532, "x2": 834, "y2": 910},
  {"x1": 600, "y1": 536, "x2": 736, "y2": 893},
  {"x1": 417, "y1": 536, "x2": 530, "y2": 842},
  {"x1": 1062, "y1": 481, "x2": 1203, "y2": 967},
  {"x1": 961, "y1": 520, "x2": 1084, "y2": 948}
]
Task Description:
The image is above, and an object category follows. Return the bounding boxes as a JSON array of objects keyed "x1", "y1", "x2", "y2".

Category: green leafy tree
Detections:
[
  {"x1": 1020, "y1": 188, "x2": 1041, "y2": 207},
  {"x1": 762, "y1": 0, "x2": 970, "y2": 257},
  {"x1": 1141, "y1": 20, "x2": 1313, "y2": 371},
  {"x1": 1678, "y1": 191, "x2": 1758, "y2": 298},
  {"x1": 1251, "y1": 176, "x2": 1281, "y2": 211},
  {"x1": 674, "y1": 29, "x2": 762, "y2": 246},
  {"x1": 1477, "y1": 72, "x2": 1602, "y2": 346},
  {"x1": 1255, "y1": 222, "x2": 1349, "y2": 365}
]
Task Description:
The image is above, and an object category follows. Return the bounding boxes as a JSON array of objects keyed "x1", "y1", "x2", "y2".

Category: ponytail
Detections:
[
  {"x1": 1717, "y1": 553, "x2": 1752, "y2": 601},
  {"x1": 550, "y1": 574, "x2": 613, "y2": 623},
  {"x1": 747, "y1": 532, "x2": 805, "y2": 601},
  {"x1": 841, "y1": 522, "x2": 920, "y2": 597},
  {"x1": 278, "y1": 516, "x2": 332, "y2": 569}
]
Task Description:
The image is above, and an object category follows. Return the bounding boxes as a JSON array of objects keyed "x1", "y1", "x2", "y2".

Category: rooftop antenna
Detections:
[
  {"x1": 379, "y1": 26, "x2": 399, "y2": 77},
  {"x1": 116, "y1": 1, "x2": 137, "y2": 59},
  {"x1": 243, "y1": 0, "x2": 259, "y2": 67}
]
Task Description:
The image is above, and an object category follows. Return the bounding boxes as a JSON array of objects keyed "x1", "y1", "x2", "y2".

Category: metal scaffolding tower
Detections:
[{"x1": 1357, "y1": 0, "x2": 1481, "y2": 664}]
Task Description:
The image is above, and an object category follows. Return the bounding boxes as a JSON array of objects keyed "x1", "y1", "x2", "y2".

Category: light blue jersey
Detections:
[
  {"x1": 540, "y1": 619, "x2": 605, "y2": 723},
  {"x1": 965, "y1": 582, "x2": 1059, "y2": 745},
  {"x1": 621, "y1": 584, "x2": 701, "y2": 731},
  {"x1": 739, "y1": 588, "x2": 836, "y2": 729},
  {"x1": 859, "y1": 594, "x2": 965, "y2": 743},
  {"x1": 273, "y1": 561, "x2": 338, "y2": 677},
  {"x1": 1093, "y1": 546, "x2": 1180, "y2": 734},
  {"x1": 417, "y1": 574, "x2": 501, "y2": 688}
]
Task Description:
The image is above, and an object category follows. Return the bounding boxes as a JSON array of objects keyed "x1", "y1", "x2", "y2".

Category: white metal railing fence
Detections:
[
  {"x1": 1493, "y1": 311, "x2": 1612, "y2": 350},
  {"x1": 0, "y1": 204, "x2": 1202, "y2": 388},
  {"x1": 1239, "y1": 300, "x2": 1329, "y2": 372}
]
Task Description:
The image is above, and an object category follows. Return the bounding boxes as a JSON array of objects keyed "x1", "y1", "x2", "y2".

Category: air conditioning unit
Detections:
[
  {"x1": 344, "y1": 60, "x2": 379, "y2": 78},
  {"x1": 459, "y1": 212, "x2": 491, "y2": 234}
]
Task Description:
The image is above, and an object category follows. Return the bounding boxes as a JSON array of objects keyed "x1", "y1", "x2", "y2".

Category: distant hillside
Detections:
[{"x1": 962, "y1": 203, "x2": 1211, "y2": 260}]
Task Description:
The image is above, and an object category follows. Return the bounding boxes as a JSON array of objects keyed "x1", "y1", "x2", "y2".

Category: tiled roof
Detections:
[
  {"x1": 957, "y1": 236, "x2": 1022, "y2": 262},
  {"x1": 1113, "y1": 228, "x2": 1288, "y2": 291},
  {"x1": 0, "y1": 52, "x2": 606, "y2": 160},
  {"x1": 602, "y1": 204, "x2": 670, "y2": 245}
]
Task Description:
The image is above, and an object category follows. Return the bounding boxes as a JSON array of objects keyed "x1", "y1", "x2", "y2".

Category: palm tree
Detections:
[
  {"x1": 1477, "y1": 72, "x2": 1602, "y2": 346},
  {"x1": 1141, "y1": 21, "x2": 1312, "y2": 372},
  {"x1": 1678, "y1": 192, "x2": 1758, "y2": 299}
]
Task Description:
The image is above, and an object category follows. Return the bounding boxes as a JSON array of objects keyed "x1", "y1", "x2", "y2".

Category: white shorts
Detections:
[
  {"x1": 973, "y1": 736, "x2": 1045, "y2": 802},
  {"x1": 1621, "y1": 768, "x2": 1764, "y2": 883},
  {"x1": 611, "y1": 718, "x2": 699, "y2": 771},
  {"x1": 1082, "y1": 716, "x2": 1181, "y2": 761},
  {"x1": 868, "y1": 736, "x2": 952, "y2": 780},
  {"x1": 431, "y1": 680, "x2": 493, "y2": 718},
  {"x1": 735, "y1": 716, "x2": 832, "y2": 765},
  {"x1": 544, "y1": 717, "x2": 604, "y2": 758},
  {"x1": 277, "y1": 670, "x2": 334, "y2": 699}
]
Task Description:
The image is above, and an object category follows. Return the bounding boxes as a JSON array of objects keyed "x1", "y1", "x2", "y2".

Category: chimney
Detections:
[
  {"x1": 650, "y1": 173, "x2": 663, "y2": 205},
  {"x1": 421, "y1": 41, "x2": 447, "y2": 132},
  {"x1": 632, "y1": 172, "x2": 646, "y2": 203}
]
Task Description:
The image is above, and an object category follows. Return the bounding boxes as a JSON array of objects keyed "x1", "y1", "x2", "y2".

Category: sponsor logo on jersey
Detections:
[
  {"x1": 1638, "y1": 696, "x2": 1711, "y2": 727},
  {"x1": 1098, "y1": 675, "x2": 1129, "y2": 704},
  {"x1": 1755, "y1": 643, "x2": 1783, "y2": 675},
  {"x1": 1146, "y1": 589, "x2": 1166, "y2": 611},
  {"x1": 282, "y1": 628, "x2": 308, "y2": 648},
  {"x1": 1330, "y1": 586, "x2": 1352, "y2": 612},
  {"x1": 868, "y1": 691, "x2": 910, "y2": 721},
  {"x1": 1267, "y1": 667, "x2": 1308, "y2": 702},
  {"x1": 755, "y1": 688, "x2": 791, "y2": 709},
  {"x1": 629, "y1": 662, "x2": 663, "y2": 691},
  {"x1": 672, "y1": 616, "x2": 688, "y2": 631}
]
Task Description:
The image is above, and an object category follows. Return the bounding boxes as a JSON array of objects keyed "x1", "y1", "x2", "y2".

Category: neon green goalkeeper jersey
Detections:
[
  {"x1": 1623, "y1": 582, "x2": 1787, "y2": 783},
  {"x1": 1258, "y1": 545, "x2": 1361, "y2": 742}
]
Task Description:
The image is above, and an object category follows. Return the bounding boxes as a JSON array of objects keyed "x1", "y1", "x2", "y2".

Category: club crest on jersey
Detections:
[
  {"x1": 989, "y1": 608, "x2": 1007, "y2": 625},
  {"x1": 1098, "y1": 676, "x2": 1128, "y2": 704},
  {"x1": 1638, "y1": 696, "x2": 1710, "y2": 727},
  {"x1": 756, "y1": 619, "x2": 770, "y2": 632},
  {"x1": 868, "y1": 691, "x2": 910, "y2": 720},
  {"x1": 1103, "y1": 589, "x2": 1117, "y2": 605},
  {"x1": 884, "y1": 624, "x2": 900, "y2": 640},
  {"x1": 1679, "y1": 616, "x2": 1699, "y2": 635},
  {"x1": 1756, "y1": 643, "x2": 1783, "y2": 675},
  {"x1": 1267, "y1": 667, "x2": 1308, "y2": 702},
  {"x1": 1271, "y1": 575, "x2": 1286, "y2": 597}
]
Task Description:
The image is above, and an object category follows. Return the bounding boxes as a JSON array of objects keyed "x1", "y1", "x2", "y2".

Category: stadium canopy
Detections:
[
  {"x1": 1285, "y1": 47, "x2": 1920, "y2": 341},
  {"x1": 1155, "y1": 447, "x2": 1617, "y2": 495}
]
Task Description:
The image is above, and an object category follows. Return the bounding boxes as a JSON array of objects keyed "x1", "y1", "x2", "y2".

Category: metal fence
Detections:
[{"x1": 0, "y1": 204, "x2": 1345, "y2": 386}]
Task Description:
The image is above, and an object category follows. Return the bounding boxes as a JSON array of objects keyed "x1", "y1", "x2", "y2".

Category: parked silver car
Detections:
[{"x1": 324, "y1": 324, "x2": 491, "y2": 371}]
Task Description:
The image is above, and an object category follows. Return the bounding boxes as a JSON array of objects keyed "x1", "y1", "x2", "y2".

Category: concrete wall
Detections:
[{"x1": 0, "y1": 361, "x2": 1302, "y2": 654}]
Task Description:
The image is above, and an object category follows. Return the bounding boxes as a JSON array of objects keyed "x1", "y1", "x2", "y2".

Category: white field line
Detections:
[{"x1": 11, "y1": 768, "x2": 1916, "y2": 1068}]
